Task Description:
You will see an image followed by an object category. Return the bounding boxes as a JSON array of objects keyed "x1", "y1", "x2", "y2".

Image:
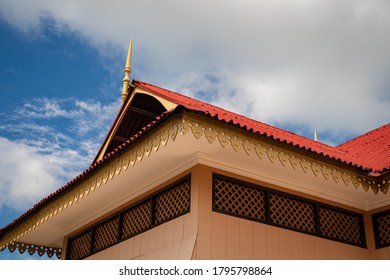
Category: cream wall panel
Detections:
[
  {"x1": 265, "y1": 226, "x2": 279, "y2": 259},
  {"x1": 211, "y1": 212, "x2": 226, "y2": 259},
  {"x1": 239, "y1": 219, "x2": 254, "y2": 259},
  {"x1": 253, "y1": 222, "x2": 267, "y2": 259},
  {"x1": 314, "y1": 237, "x2": 327, "y2": 259},
  {"x1": 226, "y1": 215, "x2": 240, "y2": 259},
  {"x1": 278, "y1": 228, "x2": 292, "y2": 259},
  {"x1": 195, "y1": 165, "x2": 212, "y2": 259},
  {"x1": 291, "y1": 232, "x2": 304, "y2": 259},
  {"x1": 302, "y1": 235, "x2": 316, "y2": 259}
]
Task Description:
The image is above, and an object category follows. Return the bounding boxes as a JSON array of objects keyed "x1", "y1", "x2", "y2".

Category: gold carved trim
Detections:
[
  {"x1": 181, "y1": 115, "x2": 389, "y2": 195},
  {"x1": 0, "y1": 241, "x2": 61, "y2": 259},
  {"x1": 1, "y1": 113, "x2": 387, "y2": 249}
]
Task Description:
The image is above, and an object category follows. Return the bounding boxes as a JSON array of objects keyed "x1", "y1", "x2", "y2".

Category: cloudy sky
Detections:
[{"x1": 0, "y1": 0, "x2": 389, "y2": 259}]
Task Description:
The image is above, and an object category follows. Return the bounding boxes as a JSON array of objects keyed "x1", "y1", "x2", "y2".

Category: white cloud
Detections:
[
  {"x1": 0, "y1": 137, "x2": 63, "y2": 210},
  {"x1": 0, "y1": 0, "x2": 389, "y2": 227},
  {"x1": 0, "y1": 0, "x2": 389, "y2": 138},
  {"x1": 0, "y1": 98, "x2": 119, "y2": 211}
]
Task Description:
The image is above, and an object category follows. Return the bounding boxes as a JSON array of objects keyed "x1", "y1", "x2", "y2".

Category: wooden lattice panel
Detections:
[
  {"x1": 155, "y1": 180, "x2": 190, "y2": 224},
  {"x1": 212, "y1": 173, "x2": 366, "y2": 248},
  {"x1": 68, "y1": 230, "x2": 92, "y2": 260},
  {"x1": 269, "y1": 193, "x2": 316, "y2": 233},
  {"x1": 122, "y1": 200, "x2": 152, "y2": 239},
  {"x1": 374, "y1": 212, "x2": 390, "y2": 248},
  {"x1": 93, "y1": 217, "x2": 119, "y2": 252},
  {"x1": 319, "y1": 207, "x2": 362, "y2": 245},
  {"x1": 213, "y1": 177, "x2": 266, "y2": 221}
]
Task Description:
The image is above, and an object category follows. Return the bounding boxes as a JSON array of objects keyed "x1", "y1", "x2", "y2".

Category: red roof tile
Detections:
[
  {"x1": 133, "y1": 80, "x2": 390, "y2": 174},
  {"x1": 337, "y1": 123, "x2": 390, "y2": 175}
]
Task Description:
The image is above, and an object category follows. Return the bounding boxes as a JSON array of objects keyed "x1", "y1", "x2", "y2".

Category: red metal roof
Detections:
[
  {"x1": 133, "y1": 80, "x2": 390, "y2": 174},
  {"x1": 337, "y1": 123, "x2": 390, "y2": 175}
]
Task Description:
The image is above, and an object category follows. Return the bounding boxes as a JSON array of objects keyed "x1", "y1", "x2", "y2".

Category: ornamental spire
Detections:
[{"x1": 121, "y1": 38, "x2": 133, "y2": 102}]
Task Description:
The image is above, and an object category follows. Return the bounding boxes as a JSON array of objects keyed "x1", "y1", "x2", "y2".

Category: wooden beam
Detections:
[
  {"x1": 128, "y1": 105, "x2": 159, "y2": 118},
  {"x1": 113, "y1": 135, "x2": 129, "y2": 142}
]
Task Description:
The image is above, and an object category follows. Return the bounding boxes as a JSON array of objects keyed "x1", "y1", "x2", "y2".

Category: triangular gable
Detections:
[{"x1": 94, "y1": 84, "x2": 178, "y2": 162}]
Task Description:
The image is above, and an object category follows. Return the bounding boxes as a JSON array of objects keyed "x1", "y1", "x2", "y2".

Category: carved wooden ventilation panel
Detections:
[
  {"x1": 372, "y1": 209, "x2": 390, "y2": 249},
  {"x1": 67, "y1": 175, "x2": 191, "y2": 259},
  {"x1": 213, "y1": 174, "x2": 366, "y2": 247}
]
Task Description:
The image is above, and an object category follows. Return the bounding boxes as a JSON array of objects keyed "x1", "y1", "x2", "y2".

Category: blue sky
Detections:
[{"x1": 1, "y1": 0, "x2": 390, "y2": 260}]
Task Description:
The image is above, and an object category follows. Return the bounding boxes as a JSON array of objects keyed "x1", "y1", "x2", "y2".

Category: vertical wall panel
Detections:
[
  {"x1": 196, "y1": 165, "x2": 213, "y2": 259},
  {"x1": 239, "y1": 219, "x2": 254, "y2": 259},
  {"x1": 226, "y1": 215, "x2": 240, "y2": 259},
  {"x1": 253, "y1": 222, "x2": 267, "y2": 259},
  {"x1": 278, "y1": 228, "x2": 292, "y2": 259},
  {"x1": 211, "y1": 212, "x2": 226, "y2": 259},
  {"x1": 314, "y1": 237, "x2": 327, "y2": 259},
  {"x1": 265, "y1": 226, "x2": 279, "y2": 259},
  {"x1": 302, "y1": 235, "x2": 316, "y2": 259},
  {"x1": 291, "y1": 231, "x2": 304, "y2": 259},
  {"x1": 173, "y1": 217, "x2": 184, "y2": 242}
]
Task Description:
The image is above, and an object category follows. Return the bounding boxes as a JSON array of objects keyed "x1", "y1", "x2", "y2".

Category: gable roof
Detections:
[{"x1": 132, "y1": 80, "x2": 390, "y2": 175}]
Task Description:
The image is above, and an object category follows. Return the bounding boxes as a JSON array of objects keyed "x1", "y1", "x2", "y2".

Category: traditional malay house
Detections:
[{"x1": 1, "y1": 41, "x2": 389, "y2": 260}]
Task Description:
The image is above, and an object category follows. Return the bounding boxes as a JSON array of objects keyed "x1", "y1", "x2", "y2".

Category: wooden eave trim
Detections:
[{"x1": 181, "y1": 111, "x2": 389, "y2": 195}]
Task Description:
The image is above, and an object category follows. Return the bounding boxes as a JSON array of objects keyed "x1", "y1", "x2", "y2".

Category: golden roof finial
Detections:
[
  {"x1": 314, "y1": 129, "x2": 318, "y2": 141},
  {"x1": 121, "y1": 38, "x2": 133, "y2": 102}
]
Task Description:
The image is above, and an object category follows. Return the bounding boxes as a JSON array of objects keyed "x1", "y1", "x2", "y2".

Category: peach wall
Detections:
[
  {"x1": 192, "y1": 165, "x2": 388, "y2": 260},
  {"x1": 69, "y1": 164, "x2": 389, "y2": 260},
  {"x1": 85, "y1": 215, "x2": 197, "y2": 260}
]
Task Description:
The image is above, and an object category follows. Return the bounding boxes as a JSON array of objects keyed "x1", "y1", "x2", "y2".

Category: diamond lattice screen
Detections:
[
  {"x1": 373, "y1": 211, "x2": 390, "y2": 248},
  {"x1": 93, "y1": 217, "x2": 119, "y2": 252},
  {"x1": 213, "y1": 177, "x2": 266, "y2": 221},
  {"x1": 155, "y1": 180, "x2": 191, "y2": 224},
  {"x1": 121, "y1": 200, "x2": 152, "y2": 239},
  {"x1": 377, "y1": 214, "x2": 390, "y2": 246},
  {"x1": 318, "y1": 207, "x2": 362, "y2": 245},
  {"x1": 68, "y1": 230, "x2": 92, "y2": 260},
  {"x1": 212, "y1": 174, "x2": 365, "y2": 247},
  {"x1": 269, "y1": 193, "x2": 316, "y2": 233}
]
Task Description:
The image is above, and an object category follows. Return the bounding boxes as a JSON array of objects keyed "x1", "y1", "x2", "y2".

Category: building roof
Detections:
[
  {"x1": 133, "y1": 80, "x2": 390, "y2": 174},
  {"x1": 1, "y1": 79, "x2": 389, "y2": 238},
  {"x1": 337, "y1": 123, "x2": 390, "y2": 175}
]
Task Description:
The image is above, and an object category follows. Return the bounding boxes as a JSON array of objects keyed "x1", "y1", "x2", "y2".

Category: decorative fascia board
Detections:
[
  {"x1": 181, "y1": 111, "x2": 389, "y2": 196},
  {"x1": 1, "y1": 111, "x2": 388, "y2": 252}
]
